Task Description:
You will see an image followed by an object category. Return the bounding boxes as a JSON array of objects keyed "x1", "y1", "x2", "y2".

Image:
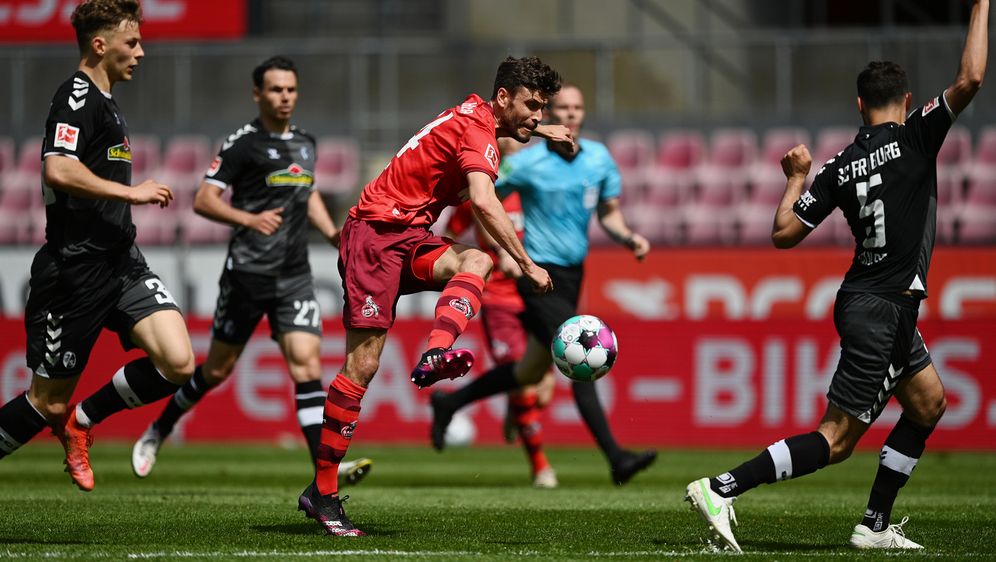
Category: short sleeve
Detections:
[
  {"x1": 204, "y1": 138, "x2": 247, "y2": 189},
  {"x1": 902, "y1": 90, "x2": 955, "y2": 158},
  {"x1": 599, "y1": 150, "x2": 622, "y2": 201},
  {"x1": 793, "y1": 164, "x2": 836, "y2": 229},
  {"x1": 43, "y1": 92, "x2": 92, "y2": 161},
  {"x1": 458, "y1": 126, "x2": 499, "y2": 181}
]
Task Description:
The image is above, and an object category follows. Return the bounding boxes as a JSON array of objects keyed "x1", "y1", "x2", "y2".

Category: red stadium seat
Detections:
[
  {"x1": 812, "y1": 126, "x2": 856, "y2": 172},
  {"x1": 607, "y1": 130, "x2": 655, "y2": 191},
  {"x1": 128, "y1": 134, "x2": 161, "y2": 180},
  {"x1": 750, "y1": 127, "x2": 811, "y2": 188},
  {"x1": 315, "y1": 137, "x2": 360, "y2": 196},
  {"x1": 160, "y1": 135, "x2": 212, "y2": 207}
]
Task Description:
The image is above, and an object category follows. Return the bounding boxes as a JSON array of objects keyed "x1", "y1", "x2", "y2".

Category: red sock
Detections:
[
  {"x1": 510, "y1": 392, "x2": 550, "y2": 475},
  {"x1": 315, "y1": 374, "x2": 366, "y2": 496},
  {"x1": 427, "y1": 272, "x2": 484, "y2": 351}
]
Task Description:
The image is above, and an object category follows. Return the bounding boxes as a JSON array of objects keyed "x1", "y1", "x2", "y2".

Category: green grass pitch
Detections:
[{"x1": 1, "y1": 442, "x2": 994, "y2": 560}]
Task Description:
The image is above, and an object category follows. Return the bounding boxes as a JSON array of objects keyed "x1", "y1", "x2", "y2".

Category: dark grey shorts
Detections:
[
  {"x1": 211, "y1": 269, "x2": 322, "y2": 345},
  {"x1": 827, "y1": 291, "x2": 932, "y2": 424},
  {"x1": 25, "y1": 245, "x2": 181, "y2": 379}
]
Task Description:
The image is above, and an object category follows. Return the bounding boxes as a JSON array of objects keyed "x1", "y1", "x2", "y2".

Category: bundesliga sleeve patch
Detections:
[
  {"x1": 922, "y1": 97, "x2": 940, "y2": 116},
  {"x1": 207, "y1": 156, "x2": 222, "y2": 177},
  {"x1": 484, "y1": 144, "x2": 499, "y2": 172},
  {"x1": 53, "y1": 123, "x2": 80, "y2": 151}
]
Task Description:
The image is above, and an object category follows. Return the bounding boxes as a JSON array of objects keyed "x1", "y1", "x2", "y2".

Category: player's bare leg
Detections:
[
  {"x1": 133, "y1": 338, "x2": 243, "y2": 477},
  {"x1": 302, "y1": 328, "x2": 384, "y2": 536},
  {"x1": 65, "y1": 310, "x2": 193, "y2": 490},
  {"x1": 279, "y1": 331, "x2": 326, "y2": 463},
  {"x1": 411, "y1": 244, "x2": 491, "y2": 388}
]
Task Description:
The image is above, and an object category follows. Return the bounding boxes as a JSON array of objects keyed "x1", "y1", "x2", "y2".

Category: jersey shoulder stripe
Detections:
[{"x1": 222, "y1": 122, "x2": 259, "y2": 151}]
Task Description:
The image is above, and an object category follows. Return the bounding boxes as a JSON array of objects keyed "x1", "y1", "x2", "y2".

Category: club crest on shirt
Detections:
[
  {"x1": 484, "y1": 143, "x2": 499, "y2": 171},
  {"x1": 107, "y1": 136, "x2": 132, "y2": 163},
  {"x1": 53, "y1": 123, "x2": 80, "y2": 151},
  {"x1": 922, "y1": 97, "x2": 940, "y2": 116},
  {"x1": 265, "y1": 163, "x2": 313, "y2": 188}
]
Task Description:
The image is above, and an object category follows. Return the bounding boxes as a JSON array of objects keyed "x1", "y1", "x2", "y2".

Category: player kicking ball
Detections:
[{"x1": 686, "y1": 0, "x2": 988, "y2": 552}]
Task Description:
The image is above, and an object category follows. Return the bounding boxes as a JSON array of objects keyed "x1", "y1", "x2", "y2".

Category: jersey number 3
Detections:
[{"x1": 856, "y1": 173, "x2": 886, "y2": 249}]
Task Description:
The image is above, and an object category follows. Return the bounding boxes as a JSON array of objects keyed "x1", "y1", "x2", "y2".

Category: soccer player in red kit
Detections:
[{"x1": 297, "y1": 56, "x2": 571, "y2": 536}]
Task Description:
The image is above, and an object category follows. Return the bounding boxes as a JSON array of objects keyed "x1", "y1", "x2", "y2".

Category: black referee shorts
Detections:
[
  {"x1": 827, "y1": 291, "x2": 932, "y2": 424},
  {"x1": 516, "y1": 263, "x2": 584, "y2": 346}
]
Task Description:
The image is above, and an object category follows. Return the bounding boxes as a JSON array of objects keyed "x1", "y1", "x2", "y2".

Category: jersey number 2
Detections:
[{"x1": 856, "y1": 173, "x2": 886, "y2": 249}]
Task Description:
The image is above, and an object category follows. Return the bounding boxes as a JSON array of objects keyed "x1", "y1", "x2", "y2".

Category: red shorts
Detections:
[
  {"x1": 338, "y1": 217, "x2": 453, "y2": 329},
  {"x1": 480, "y1": 302, "x2": 526, "y2": 366}
]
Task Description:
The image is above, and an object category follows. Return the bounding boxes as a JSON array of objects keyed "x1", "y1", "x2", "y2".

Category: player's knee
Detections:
[
  {"x1": 288, "y1": 360, "x2": 322, "y2": 383},
  {"x1": 33, "y1": 399, "x2": 69, "y2": 422},
  {"x1": 158, "y1": 348, "x2": 196, "y2": 385},
  {"x1": 459, "y1": 249, "x2": 493, "y2": 278},
  {"x1": 827, "y1": 440, "x2": 856, "y2": 464},
  {"x1": 202, "y1": 365, "x2": 233, "y2": 386},
  {"x1": 910, "y1": 393, "x2": 947, "y2": 428},
  {"x1": 346, "y1": 355, "x2": 379, "y2": 382}
]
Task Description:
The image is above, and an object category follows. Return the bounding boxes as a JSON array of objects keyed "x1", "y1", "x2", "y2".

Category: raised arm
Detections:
[
  {"x1": 946, "y1": 0, "x2": 989, "y2": 115},
  {"x1": 771, "y1": 145, "x2": 813, "y2": 249},
  {"x1": 44, "y1": 155, "x2": 173, "y2": 207},
  {"x1": 467, "y1": 171, "x2": 552, "y2": 292}
]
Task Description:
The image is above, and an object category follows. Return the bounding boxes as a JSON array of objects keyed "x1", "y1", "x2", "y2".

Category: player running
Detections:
[
  {"x1": 685, "y1": 0, "x2": 988, "y2": 552},
  {"x1": 0, "y1": 0, "x2": 195, "y2": 491},
  {"x1": 129, "y1": 56, "x2": 371, "y2": 487},
  {"x1": 429, "y1": 84, "x2": 657, "y2": 486},
  {"x1": 298, "y1": 56, "x2": 574, "y2": 536}
]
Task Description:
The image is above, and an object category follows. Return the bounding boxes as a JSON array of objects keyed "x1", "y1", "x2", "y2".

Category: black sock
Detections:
[
  {"x1": 444, "y1": 363, "x2": 518, "y2": 411},
  {"x1": 295, "y1": 380, "x2": 325, "y2": 464},
  {"x1": 710, "y1": 431, "x2": 830, "y2": 498},
  {"x1": 0, "y1": 393, "x2": 49, "y2": 459},
  {"x1": 79, "y1": 358, "x2": 182, "y2": 427},
  {"x1": 155, "y1": 366, "x2": 213, "y2": 438},
  {"x1": 862, "y1": 415, "x2": 933, "y2": 531},
  {"x1": 571, "y1": 380, "x2": 623, "y2": 463}
]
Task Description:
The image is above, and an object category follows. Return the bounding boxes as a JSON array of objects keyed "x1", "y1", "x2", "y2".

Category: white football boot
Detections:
[
  {"x1": 131, "y1": 424, "x2": 163, "y2": 478},
  {"x1": 532, "y1": 466, "x2": 558, "y2": 489},
  {"x1": 685, "y1": 477, "x2": 742, "y2": 553},
  {"x1": 849, "y1": 516, "x2": 924, "y2": 550}
]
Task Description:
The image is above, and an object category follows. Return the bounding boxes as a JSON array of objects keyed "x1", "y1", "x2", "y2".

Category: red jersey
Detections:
[
  {"x1": 351, "y1": 94, "x2": 500, "y2": 227},
  {"x1": 445, "y1": 193, "x2": 525, "y2": 311}
]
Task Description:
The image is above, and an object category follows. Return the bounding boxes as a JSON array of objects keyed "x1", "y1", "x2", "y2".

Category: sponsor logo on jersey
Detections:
[
  {"x1": 207, "y1": 156, "x2": 222, "y2": 177},
  {"x1": 106, "y1": 136, "x2": 132, "y2": 162},
  {"x1": 53, "y1": 123, "x2": 80, "y2": 151},
  {"x1": 459, "y1": 101, "x2": 478, "y2": 115},
  {"x1": 922, "y1": 96, "x2": 940, "y2": 116},
  {"x1": 797, "y1": 190, "x2": 817, "y2": 210},
  {"x1": 267, "y1": 147, "x2": 280, "y2": 160},
  {"x1": 484, "y1": 143, "x2": 499, "y2": 171},
  {"x1": 265, "y1": 163, "x2": 313, "y2": 188}
]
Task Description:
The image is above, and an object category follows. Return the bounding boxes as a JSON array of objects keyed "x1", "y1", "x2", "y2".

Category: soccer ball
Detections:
[
  {"x1": 444, "y1": 410, "x2": 476, "y2": 448},
  {"x1": 551, "y1": 315, "x2": 618, "y2": 382}
]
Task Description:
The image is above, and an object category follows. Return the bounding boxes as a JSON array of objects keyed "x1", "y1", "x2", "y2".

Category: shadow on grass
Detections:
[{"x1": 252, "y1": 524, "x2": 402, "y2": 538}]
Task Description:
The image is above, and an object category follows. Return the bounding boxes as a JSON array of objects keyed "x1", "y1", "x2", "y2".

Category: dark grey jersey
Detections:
[
  {"x1": 794, "y1": 91, "x2": 954, "y2": 297},
  {"x1": 41, "y1": 71, "x2": 135, "y2": 259},
  {"x1": 205, "y1": 119, "x2": 317, "y2": 276}
]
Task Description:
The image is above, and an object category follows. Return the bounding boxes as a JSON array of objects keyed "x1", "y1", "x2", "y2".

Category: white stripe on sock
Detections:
[
  {"x1": 74, "y1": 403, "x2": 93, "y2": 427},
  {"x1": 112, "y1": 367, "x2": 143, "y2": 409},
  {"x1": 297, "y1": 405, "x2": 324, "y2": 427},
  {"x1": 768, "y1": 439, "x2": 793, "y2": 481},
  {"x1": 174, "y1": 388, "x2": 196, "y2": 410},
  {"x1": 880, "y1": 445, "x2": 918, "y2": 476},
  {"x1": 0, "y1": 427, "x2": 22, "y2": 453},
  {"x1": 295, "y1": 390, "x2": 327, "y2": 401}
]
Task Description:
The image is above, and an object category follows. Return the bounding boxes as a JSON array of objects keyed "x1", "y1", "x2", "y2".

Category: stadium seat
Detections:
[
  {"x1": 750, "y1": 127, "x2": 811, "y2": 187},
  {"x1": 132, "y1": 204, "x2": 178, "y2": 246},
  {"x1": 159, "y1": 135, "x2": 212, "y2": 207},
  {"x1": 315, "y1": 137, "x2": 360, "y2": 196},
  {"x1": 811, "y1": 126, "x2": 856, "y2": 172},
  {"x1": 706, "y1": 128, "x2": 758, "y2": 170},
  {"x1": 178, "y1": 208, "x2": 230, "y2": 244},
  {"x1": 655, "y1": 130, "x2": 705, "y2": 186},
  {"x1": 969, "y1": 125, "x2": 996, "y2": 183},
  {"x1": 2, "y1": 138, "x2": 44, "y2": 212},
  {"x1": 128, "y1": 134, "x2": 161, "y2": 180},
  {"x1": 0, "y1": 136, "x2": 15, "y2": 181},
  {"x1": 607, "y1": 130, "x2": 655, "y2": 192}
]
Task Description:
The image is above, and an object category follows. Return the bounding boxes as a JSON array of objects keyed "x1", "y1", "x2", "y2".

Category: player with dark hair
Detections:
[
  {"x1": 130, "y1": 56, "x2": 370, "y2": 487},
  {"x1": 429, "y1": 84, "x2": 657, "y2": 486},
  {"x1": 0, "y1": 0, "x2": 195, "y2": 491},
  {"x1": 297, "y1": 56, "x2": 574, "y2": 536},
  {"x1": 685, "y1": 0, "x2": 988, "y2": 552}
]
